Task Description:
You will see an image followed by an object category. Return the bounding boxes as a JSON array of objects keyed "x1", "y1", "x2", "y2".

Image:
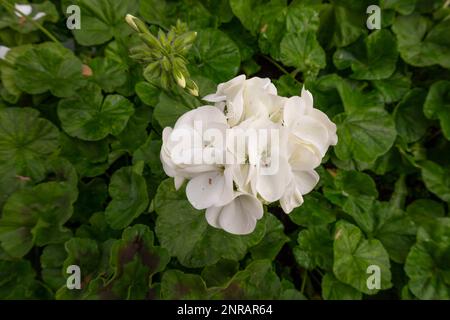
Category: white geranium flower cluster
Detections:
[{"x1": 160, "y1": 75, "x2": 337, "y2": 235}]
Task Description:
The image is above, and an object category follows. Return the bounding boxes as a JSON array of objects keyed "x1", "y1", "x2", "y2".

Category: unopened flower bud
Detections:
[
  {"x1": 139, "y1": 33, "x2": 161, "y2": 50},
  {"x1": 174, "y1": 71, "x2": 186, "y2": 88},
  {"x1": 125, "y1": 14, "x2": 139, "y2": 32},
  {"x1": 186, "y1": 79, "x2": 199, "y2": 96}
]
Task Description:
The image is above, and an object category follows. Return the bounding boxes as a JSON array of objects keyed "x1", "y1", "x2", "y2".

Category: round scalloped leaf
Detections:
[
  {"x1": 154, "y1": 179, "x2": 266, "y2": 268},
  {"x1": 0, "y1": 107, "x2": 59, "y2": 182},
  {"x1": 57, "y1": 85, "x2": 134, "y2": 141},
  {"x1": 333, "y1": 220, "x2": 392, "y2": 295},
  {"x1": 14, "y1": 42, "x2": 86, "y2": 97}
]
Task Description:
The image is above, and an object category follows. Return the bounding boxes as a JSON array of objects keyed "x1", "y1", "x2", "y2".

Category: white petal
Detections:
[
  {"x1": 32, "y1": 12, "x2": 46, "y2": 20},
  {"x1": 289, "y1": 115, "x2": 330, "y2": 156},
  {"x1": 308, "y1": 108, "x2": 338, "y2": 146},
  {"x1": 301, "y1": 86, "x2": 314, "y2": 110},
  {"x1": 185, "y1": 168, "x2": 233, "y2": 209},
  {"x1": 288, "y1": 141, "x2": 322, "y2": 171},
  {"x1": 293, "y1": 170, "x2": 319, "y2": 195},
  {"x1": 15, "y1": 4, "x2": 32, "y2": 16},
  {"x1": 218, "y1": 194, "x2": 263, "y2": 235},
  {"x1": 246, "y1": 77, "x2": 277, "y2": 95},
  {"x1": 174, "y1": 176, "x2": 185, "y2": 190},
  {"x1": 174, "y1": 105, "x2": 228, "y2": 130},
  {"x1": 256, "y1": 160, "x2": 290, "y2": 202},
  {"x1": 0, "y1": 45, "x2": 10, "y2": 60},
  {"x1": 280, "y1": 180, "x2": 304, "y2": 214},
  {"x1": 283, "y1": 96, "x2": 309, "y2": 128},
  {"x1": 205, "y1": 206, "x2": 221, "y2": 229},
  {"x1": 203, "y1": 93, "x2": 226, "y2": 102}
]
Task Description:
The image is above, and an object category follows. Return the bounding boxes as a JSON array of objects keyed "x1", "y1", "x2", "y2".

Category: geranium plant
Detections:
[{"x1": 0, "y1": 0, "x2": 449, "y2": 301}]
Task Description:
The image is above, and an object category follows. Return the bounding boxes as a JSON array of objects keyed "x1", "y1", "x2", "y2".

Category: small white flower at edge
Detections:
[
  {"x1": 0, "y1": 45, "x2": 10, "y2": 60},
  {"x1": 15, "y1": 4, "x2": 46, "y2": 21}
]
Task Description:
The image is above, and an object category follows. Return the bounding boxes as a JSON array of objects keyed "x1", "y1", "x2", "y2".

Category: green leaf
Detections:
[
  {"x1": 274, "y1": 74, "x2": 301, "y2": 97},
  {"x1": 372, "y1": 71, "x2": 411, "y2": 104},
  {"x1": 420, "y1": 160, "x2": 450, "y2": 202},
  {"x1": 73, "y1": 178, "x2": 108, "y2": 223},
  {"x1": 321, "y1": 273, "x2": 362, "y2": 300},
  {"x1": 324, "y1": 170, "x2": 378, "y2": 232},
  {"x1": 111, "y1": 106, "x2": 151, "y2": 154},
  {"x1": 201, "y1": 259, "x2": 239, "y2": 287},
  {"x1": 335, "y1": 79, "x2": 385, "y2": 113},
  {"x1": 0, "y1": 107, "x2": 59, "y2": 182},
  {"x1": 88, "y1": 57, "x2": 127, "y2": 93},
  {"x1": 405, "y1": 218, "x2": 450, "y2": 299},
  {"x1": 135, "y1": 81, "x2": 160, "y2": 107},
  {"x1": 424, "y1": 81, "x2": 450, "y2": 140},
  {"x1": 280, "y1": 31, "x2": 326, "y2": 76},
  {"x1": 381, "y1": 0, "x2": 417, "y2": 15},
  {"x1": 289, "y1": 191, "x2": 336, "y2": 226},
  {"x1": 392, "y1": 14, "x2": 450, "y2": 68},
  {"x1": 293, "y1": 225, "x2": 334, "y2": 271},
  {"x1": 56, "y1": 237, "x2": 101, "y2": 299},
  {"x1": 318, "y1": 2, "x2": 367, "y2": 48},
  {"x1": 406, "y1": 199, "x2": 446, "y2": 226},
  {"x1": 230, "y1": 0, "x2": 287, "y2": 59},
  {"x1": 58, "y1": 85, "x2": 134, "y2": 141},
  {"x1": 368, "y1": 202, "x2": 417, "y2": 263},
  {"x1": 394, "y1": 89, "x2": 429, "y2": 143},
  {"x1": 250, "y1": 213, "x2": 289, "y2": 261},
  {"x1": 14, "y1": 42, "x2": 86, "y2": 97},
  {"x1": 139, "y1": 0, "x2": 215, "y2": 30},
  {"x1": 75, "y1": 212, "x2": 121, "y2": 242},
  {"x1": 161, "y1": 270, "x2": 208, "y2": 299},
  {"x1": 63, "y1": 0, "x2": 138, "y2": 45},
  {"x1": 153, "y1": 91, "x2": 197, "y2": 128},
  {"x1": 105, "y1": 165, "x2": 149, "y2": 229},
  {"x1": 88, "y1": 224, "x2": 169, "y2": 299},
  {"x1": 0, "y1": 44, "x2": 32, "y2": 101},
  {"x1": 334, "y1": 29, "x2": 398, "y2": 80},
  {"x1": 0, "y1": 260, "x2": 38, "y2": 299},
  {"x1": 59, "y1": 134, "x2": 110, "y2": 178},
  {"x1": 189, "y1": 28, "x2": 240, "y2": 83},
  {"x1": 333, "y1": 220, "x2": 392, "y2": 294},
  {"x1": 0, "y1": 181, "x2": 76, "y2": 258},
  {"x1": 154, "y1": 179, "x2": 266, "y2": 268},
  {"x1": 334, "y1": 109, "x2": 397, "y2": 163},
  {"x1": 286, "y1": 5, "x2": 320, "y2": 33},
  {"x1": 40, "y1": 244, "x2": 66, "y2": 291},
  {"x1": 210, "y1": 260, "x2": 282, "y2": 299}
]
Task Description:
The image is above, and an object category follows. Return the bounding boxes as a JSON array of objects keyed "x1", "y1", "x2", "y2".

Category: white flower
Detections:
[
  {"x1": 0, "y1": 45, "x2": 10, "y2": 60},
  {"x1": 205, "y1": 192, "x2": 263, "y2": 235},
  {"x1": 160, "y1": 106, "x2": 228, "y2": 189},
  {"x1": 160, "y1": 75, "x2": 338, "y2": 235},
  {"x1": 229, "y1": 117, "x2": 290, "y2": 202},
  {"x1": 15, "y1": 4, "x2": 46, "y2": 21},
  {"x1": 282, "y1": 87, "x2": 337, "y2": 157},
  {"x1": 203, "y1": 75, "x2": 278, "y2": 126}
]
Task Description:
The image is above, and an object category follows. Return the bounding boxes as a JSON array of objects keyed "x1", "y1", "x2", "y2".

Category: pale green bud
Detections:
[
  {"x1": 174, "y1": 71, "x2": 186, "y2": 89},
  {"x1": 186, "y1": 79, "x2": 199, "y2": 96}
]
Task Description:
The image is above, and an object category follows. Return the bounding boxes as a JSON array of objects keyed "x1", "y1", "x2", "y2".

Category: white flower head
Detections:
[
  {"x1": 161, "y1": 75, "x2": 338, "y2": 235},
  {"x1": 0, "y1": 45, "x2": 10, "y2": 60},
  {"x1": 15, "y1": 4, "x2": 46, "y2": 21}
]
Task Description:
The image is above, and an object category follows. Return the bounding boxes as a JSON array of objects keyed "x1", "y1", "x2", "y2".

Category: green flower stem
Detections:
[
  {"x1": 301, "y1": 269, "x2": 308, "y2": 294},
  {"x1": 0, "y1": 0, "x2": 60, "y2": 44},
  {"x1": 261, "y1": 54, "x2": 303, "y2": 86}
]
